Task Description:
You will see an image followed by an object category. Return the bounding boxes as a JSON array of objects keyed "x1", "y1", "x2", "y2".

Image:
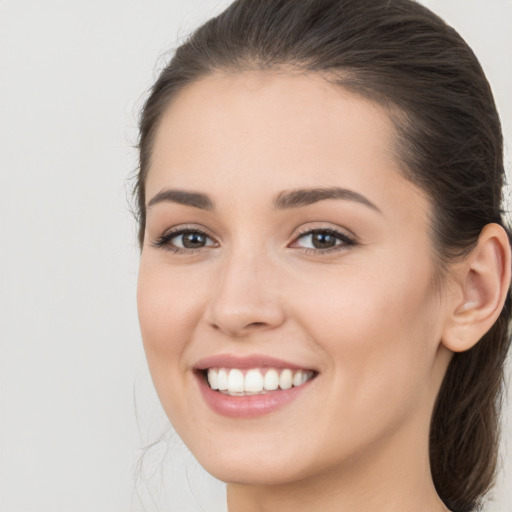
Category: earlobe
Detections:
[{"x1": 442, "y1": 223, "x2": 511, "y2": 353}]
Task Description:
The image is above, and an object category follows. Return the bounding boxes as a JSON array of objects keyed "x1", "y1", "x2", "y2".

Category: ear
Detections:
[{"x1": 441, "y1": 223, "x2": 511, "y2": 353}]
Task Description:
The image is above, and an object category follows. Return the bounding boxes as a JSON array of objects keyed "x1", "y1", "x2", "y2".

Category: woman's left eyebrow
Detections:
[{"x1": 273, "y1": 187, "x2": 382, "y2": 213}]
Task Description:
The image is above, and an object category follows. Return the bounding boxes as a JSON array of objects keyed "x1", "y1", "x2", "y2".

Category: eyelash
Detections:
[{"x1": 151, "y1": 225, "x2": 357, "y2": 255}]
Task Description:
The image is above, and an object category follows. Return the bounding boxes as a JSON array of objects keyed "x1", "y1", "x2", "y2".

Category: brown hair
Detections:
[{"x1": 135, "y1": 1, "x2": 511, "y2": 510}]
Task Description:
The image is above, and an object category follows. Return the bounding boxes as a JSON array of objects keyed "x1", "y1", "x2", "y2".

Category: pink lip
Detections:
[
  {"x1": 195, "y1": 371, "x2": 315, "y2": 418},
  {"x1": 193, "y1": 354, "x2": 318, "y2": 419},
  {"x1": 194, "y1": 353, "x2": 315, "y2": 371}
]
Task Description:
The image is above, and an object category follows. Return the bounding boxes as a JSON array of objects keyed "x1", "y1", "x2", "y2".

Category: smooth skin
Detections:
[{"x1": 137, "y1": 70, "x2": 510, "y2": 512}]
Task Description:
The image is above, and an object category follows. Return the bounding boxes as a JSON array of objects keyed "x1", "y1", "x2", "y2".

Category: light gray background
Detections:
[{"x1": 0, "y1": 1, "x2": 511, "y2": 511}]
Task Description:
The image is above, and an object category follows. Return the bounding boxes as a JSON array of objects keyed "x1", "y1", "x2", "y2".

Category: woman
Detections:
[{"x1": 135, "y1": 1, "x2": 511, "y2": 511}]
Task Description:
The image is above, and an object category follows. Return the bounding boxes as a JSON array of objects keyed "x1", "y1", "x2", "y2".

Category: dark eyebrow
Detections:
[
  {"x1": 147, "y1": 188, "x2": 214, "y2": 210},
  {"x1": 273, "y1": 187, "x2": 381, "y2": 213},
  {"x1": 146, "y1": 186, "x2": 380, "y2": 213}
]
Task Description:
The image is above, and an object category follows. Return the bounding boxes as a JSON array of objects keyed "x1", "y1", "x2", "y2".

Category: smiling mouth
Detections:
[{"x1": 200, "y1": 367, "x2": 317, "y2": 396}]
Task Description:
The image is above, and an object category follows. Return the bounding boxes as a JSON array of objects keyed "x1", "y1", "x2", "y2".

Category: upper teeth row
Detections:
[{"x1": 207, "y1": 368, "x2": 313, "y2": 395}]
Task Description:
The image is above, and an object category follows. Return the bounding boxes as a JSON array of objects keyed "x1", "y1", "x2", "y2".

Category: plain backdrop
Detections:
[{"x1": 0, "y1": 1, "x2": 511, "y2": 511}]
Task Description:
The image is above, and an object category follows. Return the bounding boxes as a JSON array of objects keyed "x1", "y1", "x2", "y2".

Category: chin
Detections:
[
  {"x1": 201, "y1": 456, "x2": 310, "y2": 487},
  {"x1": 177, "y1": 431, "x2": 312, "y2": 486}
]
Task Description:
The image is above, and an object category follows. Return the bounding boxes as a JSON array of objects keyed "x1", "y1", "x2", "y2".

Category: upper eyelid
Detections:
[
  {"x1": 292, "y1": 224, "x2": 357, "y2": 242},
  {"x1": 158, "y1": 223, "x2": 353, "y2": 238},
  {"x1": 295, "y1": 228, "x2": 351, "y2": 239},
  {"x1": 290, "y1": 228, "x2": 356, "y2": 249},
  {"x1": 162, "y1": 224, "x2": 218, "y2": 240}
]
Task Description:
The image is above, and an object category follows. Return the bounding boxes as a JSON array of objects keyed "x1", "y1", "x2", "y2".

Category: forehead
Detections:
[
  {"x1": 150, "y1": 70, "x2": 397, "y2": 174},
  {"x1": 147, "y1": 70, "x2": 428, "y2": 222}
]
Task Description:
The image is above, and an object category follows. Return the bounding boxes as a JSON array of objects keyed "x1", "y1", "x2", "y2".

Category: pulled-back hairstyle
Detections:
[{"x1": 135, "y1": 1, "x2": 511, "y2": 510}]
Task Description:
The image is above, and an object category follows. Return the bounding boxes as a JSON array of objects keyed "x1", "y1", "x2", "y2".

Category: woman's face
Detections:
[{"x1": 137, "y1": 71, "x2": 452, "y2": 486}]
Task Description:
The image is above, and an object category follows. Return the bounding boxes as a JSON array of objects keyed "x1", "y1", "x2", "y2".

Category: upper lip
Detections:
[{"x1": 194, "y1": 354, "x2": 316, "y2": 371}]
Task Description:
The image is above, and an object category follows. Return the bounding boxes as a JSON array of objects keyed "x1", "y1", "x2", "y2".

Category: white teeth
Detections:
[
  {"x1": 279, "y1": 369, "x2": 293, "y2": 390},
  {"x1": 207, "y1": 368, "x2": 219, "y2": 390},
  {"x1": 264, "y1": 369, "x2": 279, "y2": 391},
  {"x1": 245, "y1": 369, "x2": 264, "y2": 393},
  {"x1": 217, "y1": 368, "x2": 228, "y2": 391},
  {"x1": 227, "y1": 369, "x2": 245, "y2": 393},
  {"x1": 205, "y1": 367, "x2": 314, "y2": 395}
]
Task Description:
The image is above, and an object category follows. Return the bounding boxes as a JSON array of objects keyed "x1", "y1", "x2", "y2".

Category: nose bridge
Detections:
[{"x1": 206, "y1": 240, "x2": 285, "y2": 336}]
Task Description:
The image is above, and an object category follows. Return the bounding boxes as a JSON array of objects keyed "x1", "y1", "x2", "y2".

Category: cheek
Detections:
[
  {"x1": 136, "y1": 261, "x2": 206, "y2": 387},
  {"x1": 292, "y1": 256, "x2": 439, "y2": 418},
  {"x1": 136, "y1": 261, "x2": 214, "y2": 435},
  {"x1": 294, "y1": 260, "x2": 433, "y2": 344},
  {"x1": 138, "y1": 259, "x2": 202, "y2": 338}
]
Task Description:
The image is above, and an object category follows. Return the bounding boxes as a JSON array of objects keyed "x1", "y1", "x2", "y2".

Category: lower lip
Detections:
[{"x1": 195, "y1": 372, "x2": 314, "y2": 418}]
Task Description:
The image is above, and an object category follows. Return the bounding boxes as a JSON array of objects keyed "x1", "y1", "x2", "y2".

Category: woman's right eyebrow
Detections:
[
  {"x1": 273, "y1": 187, "x2": 381, "y2": 213},
  {"x1": 147, "y1": 189, "x2": 214, "y2": 210}
]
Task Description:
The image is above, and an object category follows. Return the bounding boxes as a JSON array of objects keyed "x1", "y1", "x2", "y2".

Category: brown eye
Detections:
[
  {"x1": 180, "y1": 232, "x2": 208, "y2": 248},
  {"x1": 292, "y1": 228, "x2": 356, "y2": 253},
  {"x1": 310, "y1": 231, "x2": 338, "y2": 249},
  {"x1": 152, "y1": 228, "x2": 218, "y2": 252}
]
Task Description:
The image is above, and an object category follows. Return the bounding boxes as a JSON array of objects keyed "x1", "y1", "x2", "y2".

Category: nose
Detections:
[{"x1": 205, "y1": 250, "x2": 286, "y2": 338}]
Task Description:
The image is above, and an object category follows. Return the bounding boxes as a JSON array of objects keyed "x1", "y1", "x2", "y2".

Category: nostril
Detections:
[{"x1": 206, "y1": 300, "x2": 286, "y2": 336}]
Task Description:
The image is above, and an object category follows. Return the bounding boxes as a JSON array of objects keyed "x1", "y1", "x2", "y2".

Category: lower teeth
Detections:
[{"x1": 218, "y1": 389, "x2": 269, "y2": 396}]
